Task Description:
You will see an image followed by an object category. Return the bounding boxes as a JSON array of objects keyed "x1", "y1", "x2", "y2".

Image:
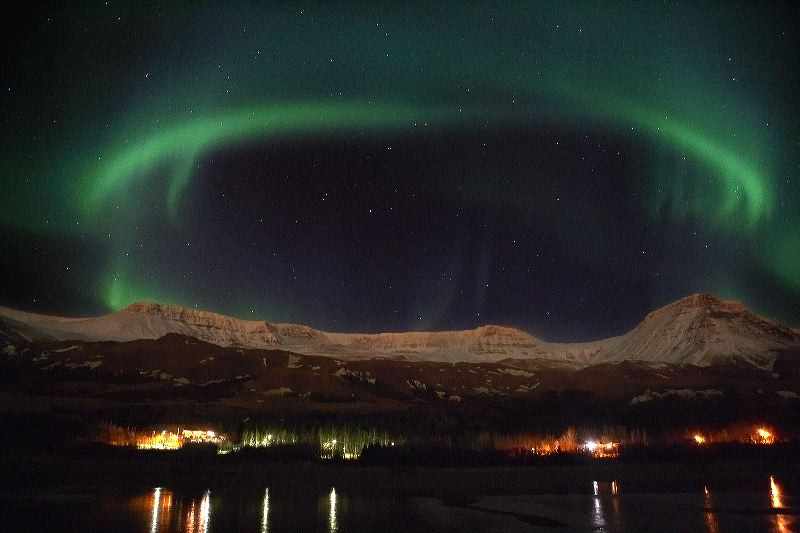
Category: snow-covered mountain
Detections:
[
  {"x1": 588, "y1": 293, "x2": 800, "y2": 369},
  {"x1": 1, "y1": 294, "x2": 798, "y2": 367},
  {"x1": 0, "y1": 302, "x2": 553, "y2": 364}
]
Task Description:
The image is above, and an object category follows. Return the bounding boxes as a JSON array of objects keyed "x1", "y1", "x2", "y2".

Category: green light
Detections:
[{"x1": 79, "y1": 102, "x2": 458, "y2": 220}]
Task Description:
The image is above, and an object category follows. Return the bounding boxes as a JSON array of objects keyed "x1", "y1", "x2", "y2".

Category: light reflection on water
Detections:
[
  {"x1": 136, "y1": 485, "x2": 345, "y2": 532},
  {"x1": 261, "y1": 488, "x2": 269, "y2": 533},
  {"x1": 591, "y1": 491, "x2": 604, "y2": 529},
  {"x1": 771, "y1": 476, "x2": 790, "y2": 533},
  {"x1": 147, "y1": 487, "x2": 172, "y2": 533},
  {"x1": 329, "y1": 487, "x2": 338, "y2": 533},
  {"x1": 150, "y1": 487, "x2": 161, "y2": 533},
  {"x1": 590, "y1": 480, "x2": 624, "y2": 530},
  {"x1": 198, "y1": 490, "x2": 211, "y2": 533},
  {"x1": 142, "y1": 488, "x2": 210, "y2": 533},
  {"x1": 771, "y1": 476, "x2": 783, "y2": 509},
  {"x1": 8, "y1": 476, "x2": 791, "y2": 531},
  {"x1": 130, "y1": 478, "x2": 793, "y2": 533},
  {"x1": 186, "y1": 489, "x2": 210, "y2": 533},
  {"x1": 703, "y1": 486, "x2": 719, "y2": 533}
]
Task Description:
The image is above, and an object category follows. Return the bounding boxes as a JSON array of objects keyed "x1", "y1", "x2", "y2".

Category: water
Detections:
[{"x1": 2, "y1": 478, "x2": 795, "y2": 532}]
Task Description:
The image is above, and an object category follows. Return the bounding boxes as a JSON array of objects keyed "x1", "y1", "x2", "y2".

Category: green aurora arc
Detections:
[
  {"x1": 81, "y1": 97, "x2": 774, "y2": 226},
  {"x1": 1, "y1": 1, "x2": 797, "y2": 326},
  {"x1": 79, "y1": 94, "x2": 795, "y2": 308}
]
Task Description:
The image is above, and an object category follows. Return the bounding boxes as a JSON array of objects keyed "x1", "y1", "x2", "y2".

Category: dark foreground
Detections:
[{"x1": 3, "y1": 451, "x2": 798, "y2": 532}]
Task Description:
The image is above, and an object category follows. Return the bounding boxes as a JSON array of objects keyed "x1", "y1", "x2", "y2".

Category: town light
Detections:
[{"x1": 753, "y1": 427, "x2": 775, "y2": 445}]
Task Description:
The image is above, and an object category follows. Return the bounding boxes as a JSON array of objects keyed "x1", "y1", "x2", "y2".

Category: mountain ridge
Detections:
[{"x1": 1, "y1": 293, "x2": 798, "y2": 368}]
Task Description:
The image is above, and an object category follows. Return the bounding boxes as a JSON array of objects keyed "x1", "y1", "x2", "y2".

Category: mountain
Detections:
[
  {"x1": 3, "y1": 332, "x2": 799, "y2": 433},
  {"x1": 586, "y1": 293, "x2": 800, "y2": 369},
  {"x1": 0, "y1": 303, "x2": 562, "y2": 365},
  {"x1": 1, "y1": 293, "x2": 798, "y2": 368}
]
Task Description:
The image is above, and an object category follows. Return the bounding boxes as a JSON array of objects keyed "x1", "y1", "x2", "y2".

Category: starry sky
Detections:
[{"x1": 1, "y1": 1, "x2": 798, "y2": 340}]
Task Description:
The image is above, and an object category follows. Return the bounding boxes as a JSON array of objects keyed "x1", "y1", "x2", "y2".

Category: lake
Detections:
[{"x1": 1, "y1": 475, "x2": 795, "y2": 532}]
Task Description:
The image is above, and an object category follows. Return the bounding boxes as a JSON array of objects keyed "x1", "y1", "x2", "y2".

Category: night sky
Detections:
[{"x1": 1, "y1": 2, "x2": 798, "y2": 341}]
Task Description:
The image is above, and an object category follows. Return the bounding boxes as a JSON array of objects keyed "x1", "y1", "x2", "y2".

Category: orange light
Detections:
[
  {"x1": 770, "y1": 476, "x2": 782, "y2": 508},
  {"x1": 586, "y1": 441, "x2": 619, "y2": 458},
  {"x1": 754, "y1": 427, "x2": 775, "y2": 445},
  {"x1": 693, "y1": 434, "x2": 706, "y2": 445}
]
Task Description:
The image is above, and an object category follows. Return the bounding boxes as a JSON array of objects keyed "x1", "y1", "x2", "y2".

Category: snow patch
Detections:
[
  {"x1": 630, "y1": 388, "x2": 723, "y2": 404},
  {"x1": 334, "y1": 367, "x2": 376, "y2": 384},
  {"x1": 63, "y1": 360, "x2": 102, "y2": 369},
  {"x1": 498, "y1": 368, "x2": 535, "y2": 377},
  {"x1": 407, "y1": 379, "x2": 427, "y2": 390},
  {"x1": 265, "y1": 387, "x2": 293, "y2": 396},
  {"x1": 515, "y1": 382, "x2": 540, "y2": 392},
  {"x1": 52, "y1": 345, "x2": 81, "y2": 353}
]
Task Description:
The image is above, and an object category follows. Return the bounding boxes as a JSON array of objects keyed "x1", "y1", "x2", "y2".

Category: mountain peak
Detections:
[
  {"x1": 642, "y1": 293, "x2": 747, "y2": 321},
  {"x1": 123, "y1": 301, "x2": 170, "y2": 313},
  {"x1": 677, "y1": 292, "x2": 722, "y2": 305},
  {"x1": 600, "y1": 292, "x2": 798, "y2": 368},
  {"x1": 673, "y1": 292, "x2": 746, "y2": 309}
]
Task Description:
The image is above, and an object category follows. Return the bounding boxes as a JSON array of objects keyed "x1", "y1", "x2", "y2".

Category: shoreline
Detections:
[{"x1": 7, "y1": 455, "x2": 798, "y2": 496}]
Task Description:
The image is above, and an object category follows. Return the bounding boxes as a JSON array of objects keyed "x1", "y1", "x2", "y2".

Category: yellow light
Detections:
[
  {"x1": 694, "y1": 434, "x2": 706, "y2": 444},
  {"x1": 757, "y1": 428, "x2": 771, "y2": 439},
  {"x1": 329, "y1": 488, "x2": 338, "y2": 532},
  {"x1": 261, "y1": 488, "x2": 269, "y2": 533}
]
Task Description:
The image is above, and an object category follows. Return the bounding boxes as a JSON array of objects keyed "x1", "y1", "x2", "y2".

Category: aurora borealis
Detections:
[{"x1": 1, "y1": 2, "x2": 798, "y2": 339}]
